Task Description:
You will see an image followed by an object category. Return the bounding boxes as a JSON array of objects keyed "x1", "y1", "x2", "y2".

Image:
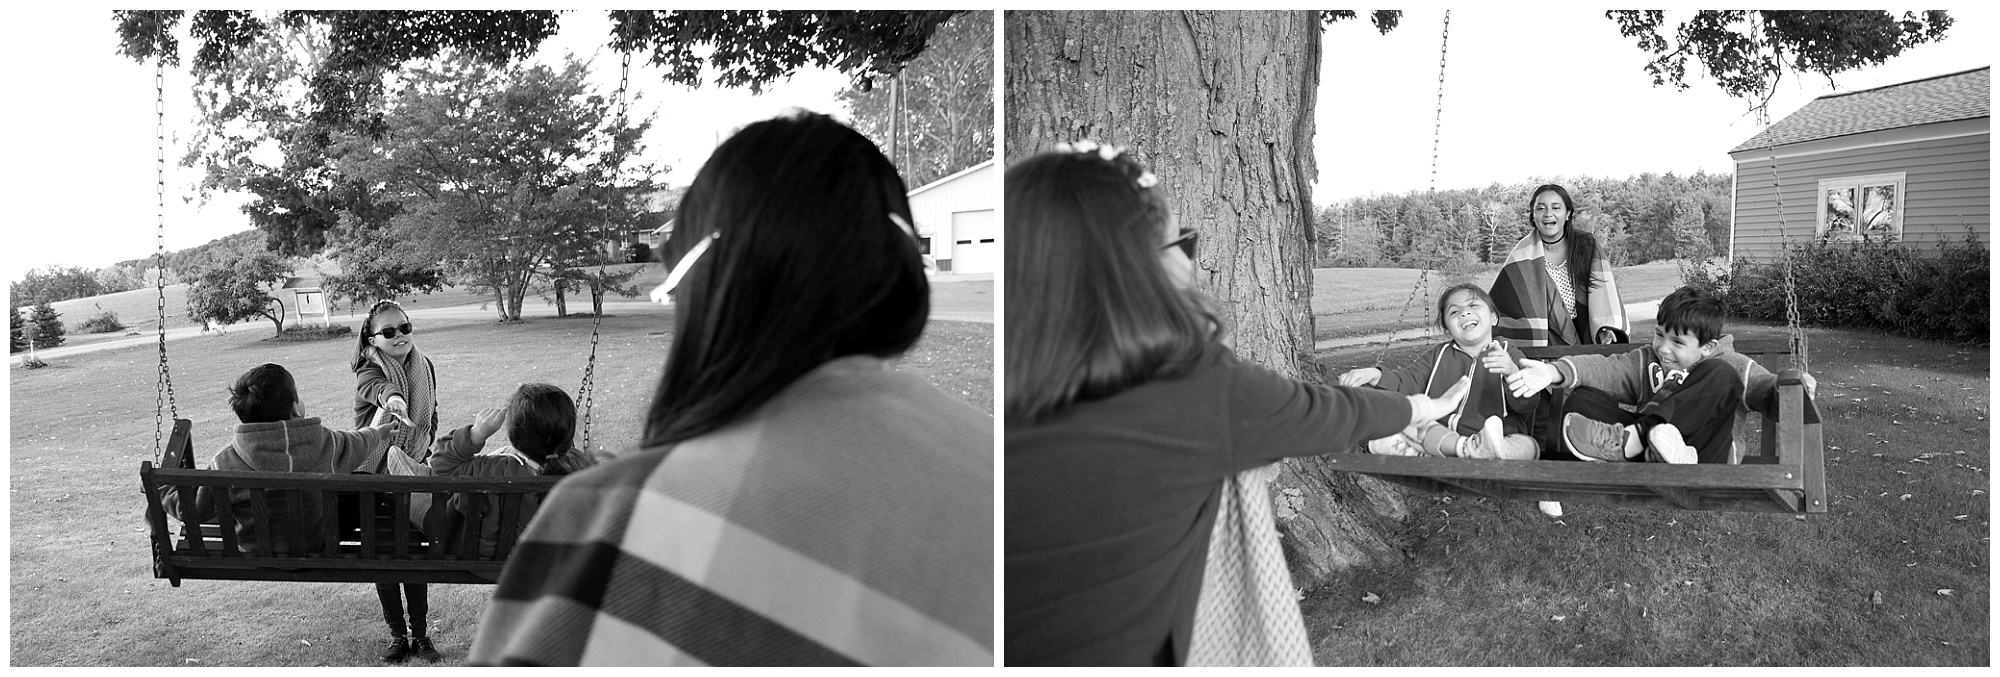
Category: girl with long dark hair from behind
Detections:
[
  {"x1": 1004, "y1": 142, "x2": 1468, "y2": 666},
  {"x1": 470, "y1": 112, "x2": 992, "y2": 667}
]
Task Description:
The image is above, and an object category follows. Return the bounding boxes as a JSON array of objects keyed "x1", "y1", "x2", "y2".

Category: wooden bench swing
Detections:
[
  {"x1": 1307, "y1": 12, "x2": 1827, "y2": 516},
  {"x1": 1317, "y1": 339, "x2": 1827, "y2": 514},
  {"x1": 134, "y1": 37, "x2": 632, "y2": 586}
]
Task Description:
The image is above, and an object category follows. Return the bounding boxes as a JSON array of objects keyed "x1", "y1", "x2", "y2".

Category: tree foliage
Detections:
[
  {"x1": 1608, "y1": 10, "x2": 1953, "y2": 119},
  {"x1": 9, "y1": 307, "x2": 26, "y2": 353},
  {"x1": 838, "y1": 10, "x2": 993, "y2": 187},
  {"x1": 184, "y1": 249, "x2": 294, "y2": 335},
  {"x1": 10, "y1": 265, "x2": 105, "y2": 307},
  {"x1": 331, "y1": 55, "x2": 654, "y2": 321},
  {"x1": 1321, "y1": 171, "x2": 1734, "y2": 269},
  {"x1": 27, "y1": 302, "x2": 65, "y2": 349}
]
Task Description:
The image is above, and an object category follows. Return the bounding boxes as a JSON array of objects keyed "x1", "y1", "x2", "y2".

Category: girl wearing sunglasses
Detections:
[
  {"x1": 349, "y1": 299, "x2": 443, "y2": 662},
  {"x1": 1003, "y1": 142, "x2": 1467, "y2": 665}
]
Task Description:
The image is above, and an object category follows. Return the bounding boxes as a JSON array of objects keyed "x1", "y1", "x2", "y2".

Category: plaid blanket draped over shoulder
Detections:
[
  {"x1": 468, "y1": 357, "x2": 993, "y2": 666},
  {"x1": 1489, "y1": 234, "x2": 1627, "y2": 347}
]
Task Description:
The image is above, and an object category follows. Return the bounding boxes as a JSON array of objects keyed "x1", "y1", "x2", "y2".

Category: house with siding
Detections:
[
  {"x1": 1726, "y1": 66, "x2": 1989, "y2": 261},
  {"x1": 907, "y1": 160, "x2": 997, "y2": 275}
]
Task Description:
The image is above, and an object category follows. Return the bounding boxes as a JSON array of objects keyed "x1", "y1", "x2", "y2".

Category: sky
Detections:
[
  {"x1": 1314, "y1": 7, "x2": 1993, "y2": 203},
  {"x1": 0, "y1": 10, "x2": 857, "y2": 283},
  {"x1": 2, "y1": 9, "x2": 1990, "y2": 281}
]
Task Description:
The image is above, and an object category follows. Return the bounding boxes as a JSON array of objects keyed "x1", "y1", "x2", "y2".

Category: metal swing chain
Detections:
[
  {"x1": 576, "y1": 51, "x2": 631, "y2": 455},
  {"x1": 1766, "y1": 151, "x2": 1810, "y2": 373},
  {"x1": 1374, "y1": 10, "x2": 1450, "y2": 368},
  {"x1": 153, "y1": 18, "x2": 180, "y2": 463}
]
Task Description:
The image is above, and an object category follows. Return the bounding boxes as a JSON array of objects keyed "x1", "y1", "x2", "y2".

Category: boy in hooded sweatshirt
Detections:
[{"x1": 163, "y1": 363, "x2": 401, "y2": 555}]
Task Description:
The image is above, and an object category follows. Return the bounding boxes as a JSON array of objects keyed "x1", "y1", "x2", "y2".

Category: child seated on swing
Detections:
[
  {"x1": 162, "y1": 363, "x2": 401, "y2": 555},
  {"x1": 1339, "y1": 283, "x2": 1540, "y2": 459},
  {"x1": 1504, "y1": 286, "x2": 1815, "y2": 464},
  {"x1": 427, "y1": 383, "x2": 596, "y2": 557}
]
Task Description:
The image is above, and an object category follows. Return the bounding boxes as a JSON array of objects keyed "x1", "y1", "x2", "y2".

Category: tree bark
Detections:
[{"x1": 1006, "y1": 10, "x2": 1409, "y2": 589}]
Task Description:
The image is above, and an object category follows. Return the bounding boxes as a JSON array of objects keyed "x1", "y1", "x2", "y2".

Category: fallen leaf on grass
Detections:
[
  {"x1": 1871, "y1": 591, "x2": 1883, "y2": 605},
  {"x1": 1551, "y1": 615, "x2": 1566, "y2": 622},
  {"x1": 1361, "y1": 592, "x2": 1381, "y2": 604},
  {"x1": 1936, "y1": 589, "x2": 1955, "y2": 596},
  {"x1": 1974, "y1": 490, "x2": 1987, "y2": 496},
  {"x1": 1899, "y1": 494, "x2": 1913, "y2": 501},
  {"x1": 300, "y1": 640, "x2": 311, "y2": 646},
  {"x1": 1953, "y1": 515, "x2": 1970, "y2": 521},
  {"x1": 1905, "y1": 562, "x2": 1918, "y2": 567}
]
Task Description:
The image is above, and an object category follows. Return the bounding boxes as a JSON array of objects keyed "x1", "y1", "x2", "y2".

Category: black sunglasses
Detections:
[
  {"x1": 1162, "y1": 228, "x2": 1198, "y2": 259},
  {"x1": 371, "y1": 323, "x2": 415, "y2": 340}
]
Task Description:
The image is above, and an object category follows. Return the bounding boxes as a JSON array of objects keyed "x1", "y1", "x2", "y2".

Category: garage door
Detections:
[{"x1": 949, "y1": 209, "x2": 998, "y2": 274}]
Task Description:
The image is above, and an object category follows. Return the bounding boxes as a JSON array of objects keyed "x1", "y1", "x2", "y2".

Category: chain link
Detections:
[
  {"x1": 577, "y1": 51, "x2": 632, "y2": 455},
  {"x1": 153, "y1": 19, "x2": 180, "y2": 462},
  {"x1": 1767, "y1": 152, "x2": 1809, "y2": 373},
  {"x1": 1375, "y1": 11, "x2": 1450, "y2": 368}
]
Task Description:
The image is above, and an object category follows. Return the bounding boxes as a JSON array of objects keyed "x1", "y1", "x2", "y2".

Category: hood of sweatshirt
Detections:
[{"x1": 220, "y1": 417, "x2": 333, "y2": 473}]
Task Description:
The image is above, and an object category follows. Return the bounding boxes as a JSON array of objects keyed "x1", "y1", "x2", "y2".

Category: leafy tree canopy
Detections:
[
  {"x1": 1609, "y1": 10, "x2": 1953, "y2": 118},
  {"x1": 184, "y1": 249, "x2": 294, "y2": 335},
  {"x1": 839, "y1": 11, "x2": 992, "y2": 187}
]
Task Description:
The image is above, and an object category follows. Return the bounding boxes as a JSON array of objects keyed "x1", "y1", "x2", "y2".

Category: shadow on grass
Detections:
[{"x1": 1301, "y1": 323, "x2": 1989, "y2": 666}]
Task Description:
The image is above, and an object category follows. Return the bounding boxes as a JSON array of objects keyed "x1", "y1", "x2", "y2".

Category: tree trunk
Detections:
[
  {"x1": 1006, "y1": 10, "x2": 1410, "y2": 589},
  {"x1": 554, "y1": 279, "x2": 569, "y2": 318}
]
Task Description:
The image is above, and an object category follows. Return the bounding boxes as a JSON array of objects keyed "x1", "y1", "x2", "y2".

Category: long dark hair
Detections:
[
  {"x1": 1004, "y1": 148, "x2": 1221, "y2": 425},
  {"x1": 349, "y1": 300, "x2": 405, "y2": 372},
  {"x1": 1529, "y1": 184, "x2": 1600, "y2": 297},
  {"x1": 505, "y1": 383, "x2": 578, "y2": 475},
  {"x1": 641, "y1": 112, "x2": 928, "y2": 447}
]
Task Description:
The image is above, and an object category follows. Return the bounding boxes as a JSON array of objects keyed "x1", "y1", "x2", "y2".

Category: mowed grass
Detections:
[
  {"x1": 9, "y1": 312, "x2": 992, "y2": 667},
  {"x1": 1311, "y1": 261, "x2": 1690, "y2": 341},
  {"x1": 1301, "y1": 322, "x2": 1989, "y2": 666}
]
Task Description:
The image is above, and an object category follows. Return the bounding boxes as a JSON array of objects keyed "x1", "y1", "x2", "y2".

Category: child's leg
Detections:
[
  {"x1": 405, "y1": 583, "x2": 429, "y2": 637},
  {"x1": 1410, "y1": 421, "x2": 1468, "y2": 457},
  {"x1": 1635, "y1": 359, "x2": 1744, "y2": 464},
  {"x1": 1560, "y1": 387, "x2": 1643, "y2": 461},
  {"x1": 375, "y1": 583, "x2": 409, "y2": 637}
]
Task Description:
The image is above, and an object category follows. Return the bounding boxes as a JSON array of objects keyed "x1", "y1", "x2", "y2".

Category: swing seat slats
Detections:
[
  {"x1": 140, "y1": 421, "x2": 563, "y2": 586},
  {"x1": 1323, "y1": 340, "x2": 1826, "y2": 514}
]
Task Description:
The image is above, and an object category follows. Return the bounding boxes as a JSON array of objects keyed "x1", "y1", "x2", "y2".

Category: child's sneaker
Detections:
[
  {"x1": 1563, "y1": 413, "x2": 1638, "y2": 462},
  {"x1": 410, "y1": 635, "x2": 442, "y2": 662},
  {"x1": 1646, "y1": 425, "x2": 1699, "y2": 464},
  {"x1": 379, "y1": 636, "x2": 411, "y2": 663}
]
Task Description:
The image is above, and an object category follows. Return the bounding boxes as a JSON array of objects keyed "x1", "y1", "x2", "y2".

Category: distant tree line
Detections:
[{"x1": 1315, "y1": 171, "x2": 1733, "y2": 270}]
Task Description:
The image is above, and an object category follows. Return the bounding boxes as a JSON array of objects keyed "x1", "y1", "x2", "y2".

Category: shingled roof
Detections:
[{"x1": 1730, "y1": 66, "x2": 1989, "y2": 153}]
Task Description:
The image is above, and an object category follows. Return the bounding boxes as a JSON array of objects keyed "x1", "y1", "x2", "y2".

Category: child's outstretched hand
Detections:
[
  {"x1": 471, "y1": 406, "x2": 507, "y2": 446},
  {"x1": 1480, "y1": 342, "x2": 1520, "y2": 375},
  {"x1": 1337, "y1": 367, "x2": 1382, "y2": 387},
  {"x1": 1406, "y1": 375, "x2": 1470, "y2": 426},
  {"x1": 1505, "y1": 359, "x2": 1562, "y2": 398},
  {"x1": 383, "y1": 395, "x2": 414, "y2": 427}
]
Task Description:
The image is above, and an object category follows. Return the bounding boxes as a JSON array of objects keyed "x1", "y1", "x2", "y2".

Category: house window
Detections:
[{"x1": 1815, "y1": 172, "x2": 1905, "y2": 242}]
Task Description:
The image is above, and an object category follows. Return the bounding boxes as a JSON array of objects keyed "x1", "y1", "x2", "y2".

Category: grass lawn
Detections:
[
  {"x1": 9, "y1": 312, "x2": 991, "y2": 667},
  {"x1": 1311, "y1": 261, "x2": 1690, "y2": 341},
  {"x1": 1301, "y1": 322, "x2": 1989, "y2": 666}
]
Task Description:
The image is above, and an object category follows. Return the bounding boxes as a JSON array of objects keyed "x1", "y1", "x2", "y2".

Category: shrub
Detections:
[
  {"x1": 1715, "y1": 234, "x2": 1987, "y2": 344},
  {"x1": 28, "y1": 302, "x2": 64, "y2": 349},
  {"x1": 75, "y1": 305, "x2": 125, "y2": 334},
  {"x1": 267, "y1": 324, "x2": 353, "y2": 342}
]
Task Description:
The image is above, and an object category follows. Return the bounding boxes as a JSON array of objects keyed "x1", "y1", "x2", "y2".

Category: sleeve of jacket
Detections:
[
  {"x1": 1722, "y1": 350, "x2": 1781, "y2": 415},
  {"x1": 1227, "y1": 353, "x2": 1414, "y2": 470},
  {"x1": 1554, "y1": 348, "x2": 1650, "y2": 404},
  {"x1": 161, "y1": 448, "x2": 232, "y2": 525},
  {"x1": 354, "y1": 360, "x2": 402, "y2": 412},
  {"x1": 326, "y1": 424, "x2": 392, "y2": 474},
  {"x1": 429, "y1": 424, "x2": 488, "y2": 476},
  {"x1": 1371, "y1": 347, "x2": 1434, "y2": 396}
]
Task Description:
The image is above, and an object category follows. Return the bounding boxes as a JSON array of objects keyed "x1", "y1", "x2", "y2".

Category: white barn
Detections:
[{"x1": 907, "y1": 160, "x2": 997, "y2": 275}]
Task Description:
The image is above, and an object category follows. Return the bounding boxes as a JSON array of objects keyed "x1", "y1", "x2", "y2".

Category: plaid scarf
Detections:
[
  {"x1": 369, "y1": 345, "x2": 436, "y2": 452},
  {"x1": 1490, "y1": 234, "x2": 1627, "y2": 347}
]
